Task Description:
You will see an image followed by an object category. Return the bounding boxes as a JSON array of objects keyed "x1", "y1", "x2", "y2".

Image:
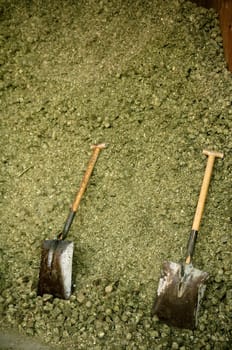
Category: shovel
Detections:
[
  {"x1": 152, "y1": 149, "x2": 224, "y2": 329},
  {"x1": 37, "y1": 143, "x2": 106, "y2": 299}
]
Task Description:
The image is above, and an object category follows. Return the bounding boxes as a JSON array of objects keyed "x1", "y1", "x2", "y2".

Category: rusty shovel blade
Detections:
[
  {"x1": 37, "y1": 240, "x2": 74, "y2": 300},
  {"x1": 152, "y1": 261, "x2": 209, "y2": 329}
]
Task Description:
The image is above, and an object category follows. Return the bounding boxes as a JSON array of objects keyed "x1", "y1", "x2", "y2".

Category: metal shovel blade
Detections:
[
  {"x1": 38, "y1": 240, "x2": 74, "y2": 299},
  {"x1": 152, "y1": 261, "x2": 209, "y2": 329}
]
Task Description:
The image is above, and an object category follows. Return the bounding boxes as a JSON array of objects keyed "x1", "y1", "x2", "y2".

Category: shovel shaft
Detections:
[
  {"x1": 72, "y1": 143, "x2": 106, "y2": 212},
  {"x1": 58, "y1": 143, "x2": 106, "y2": 240},
  {"x1": 192, "y1": 150, "x2": 223, "y2": 231},
  {"x1": 186, "y1": 149, "x2": 223, "y2": 264}
]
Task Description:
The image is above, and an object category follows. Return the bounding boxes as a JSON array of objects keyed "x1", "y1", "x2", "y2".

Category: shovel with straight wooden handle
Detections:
[
  {"x1": 37, "y1": 143, "x2": 106, "y2": 299},
  {"x1": 152, "y1": 149, "x2": 224, "y2": 329}
]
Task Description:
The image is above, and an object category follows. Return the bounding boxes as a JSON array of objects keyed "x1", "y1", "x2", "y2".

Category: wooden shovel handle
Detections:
[
  {"x1": 58, "y1": 143, "x2": 106, "y2": 240},
  {"x1": 72, "y1": 143, "x2": 106, "y2": 212},
  {"x1": 192, "y1": 150, "x2": 224, "y2": 231},
  {"x1": 185, "y1": 150, "x2": 223, "y2": 264}
]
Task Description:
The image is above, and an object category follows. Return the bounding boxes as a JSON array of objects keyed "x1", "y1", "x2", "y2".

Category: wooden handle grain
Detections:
[
  {"x1": 192, "y1": 149, "x2": 223, "y2": 231},
  {"x1": 72, "y1": 143, "x2": 106, "y2": 212}
]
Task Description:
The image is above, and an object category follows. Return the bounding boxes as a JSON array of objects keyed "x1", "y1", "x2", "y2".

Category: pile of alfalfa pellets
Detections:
[
  {"x1": 1, "y1": 274, "x2": 231, "y2": 349},
  {"x1": 0, "y1": 0, "x2": 232, "y2": 349}
]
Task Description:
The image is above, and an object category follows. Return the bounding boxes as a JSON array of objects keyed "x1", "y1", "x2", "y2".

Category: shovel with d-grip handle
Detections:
[
  {"x1": 38, "y1": 143, "x2": 106, "y2": 300},
  {"x1": 152, "y1": 150, "x2": 224, "y2": 329}
]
